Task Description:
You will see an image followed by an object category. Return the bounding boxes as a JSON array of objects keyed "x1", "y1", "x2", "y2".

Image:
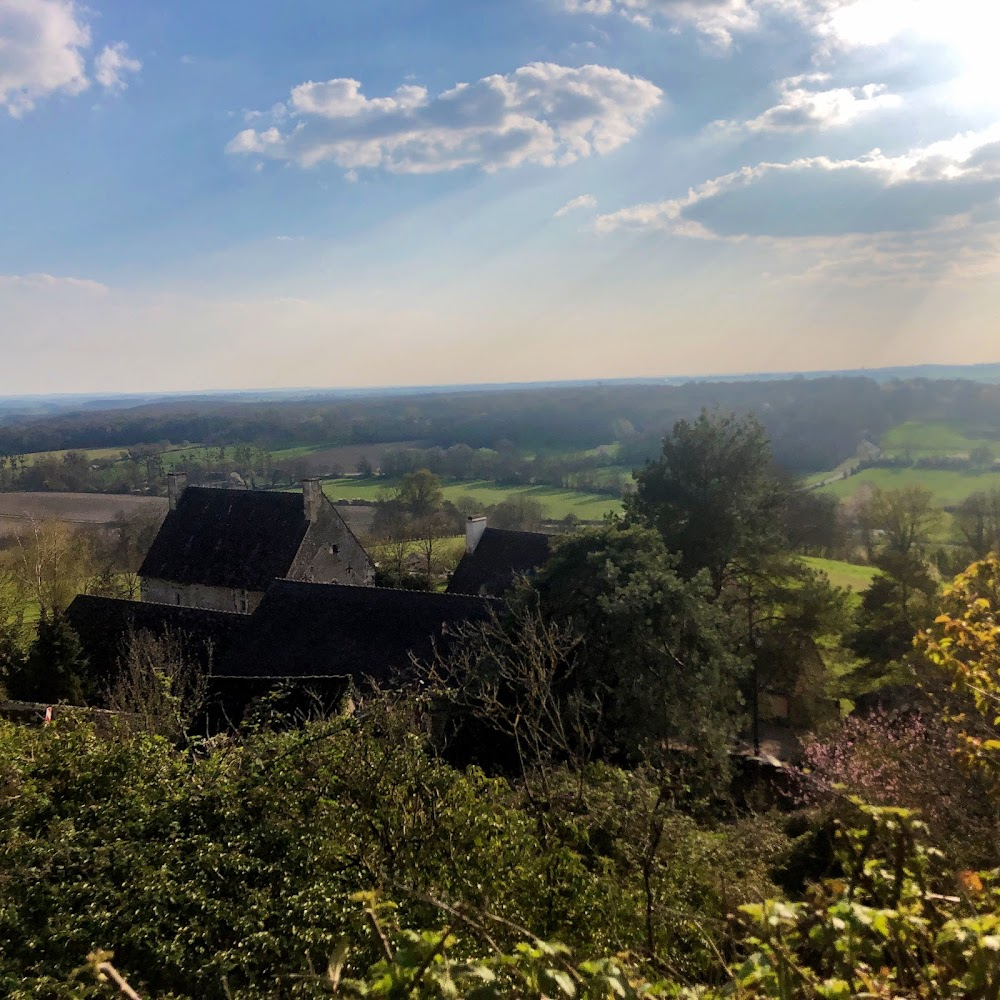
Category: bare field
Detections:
[{"x1": 0, "y1": 492, "x2": 168, "y2": 538}]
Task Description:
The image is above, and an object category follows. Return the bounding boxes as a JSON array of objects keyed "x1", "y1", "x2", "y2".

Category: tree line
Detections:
[{"x1": 7, "y1": 374, "x2": 1000, "y2": 475}]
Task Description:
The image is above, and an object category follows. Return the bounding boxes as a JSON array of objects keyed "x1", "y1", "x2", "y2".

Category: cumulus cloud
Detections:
[
  {"x1": 555, "y1": 193, "x2": 598, "y2": 216},
  {"x1": 714, "y1": 74, "x2": 902, "y2": 132},
  {"x1": 0, "y1": 0, "x2": 139, "y2": 115},
  {"x1": 0, "y1": 0, "x2": 90, "y2": 115},
  {"x1": 94, "y1": 41, "x2": 141, "y2": 92},
  {"x1": 228, "y1": 63, "x2": 663, "y2": 176},
  {"x1": 595, "y1": 125, "x2": 1000, "y2": 276}
]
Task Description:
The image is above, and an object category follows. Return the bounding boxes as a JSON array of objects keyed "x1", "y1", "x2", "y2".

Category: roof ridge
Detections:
[
  {"x1": 268, "y1": 578, "x2": 499, "y2": 601},
  {"x1": 484, "y1": 526, "x2": 551, "y2": 536},
  {"x1": 69, "y1": 594, "x2": 248, "y2": 618}
]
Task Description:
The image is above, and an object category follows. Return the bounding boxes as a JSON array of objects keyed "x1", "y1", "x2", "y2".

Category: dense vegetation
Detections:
[{"x1": 4, "y1": 405, "x2": 1000, "y2": 996}]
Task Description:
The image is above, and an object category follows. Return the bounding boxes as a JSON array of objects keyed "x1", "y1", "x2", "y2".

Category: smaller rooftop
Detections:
[{"x1": 446, "y1": 524, "x2": 551, "y2": 596}]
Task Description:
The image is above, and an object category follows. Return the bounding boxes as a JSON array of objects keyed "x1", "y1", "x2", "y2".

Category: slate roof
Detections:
[
  {"x1": 65, "y1": 594, "x2": 248, "y2": 679},
  {"x1": 138, "y1": 487, "x2": 309, "y2": 591},
  {"x1": 446, "y1": 527, "x2": 551, "y2": 596},
  {"x1": 216, "y1": 580, "x2": 494, "y2": 682}
]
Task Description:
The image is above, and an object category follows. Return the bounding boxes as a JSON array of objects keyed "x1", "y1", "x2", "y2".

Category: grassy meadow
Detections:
[
  {"x1": 818, "y1": 467, "x2": 1000, "y2": 507},
  {"x1": 800, "y1": 556, "x2": 878, "y2": 592},
  {"x1": 879, "y1": 421, "x2": 999, "y2": 457},
  {"x1": 319, "y1": 477, "x2": 622, "y2": 521},
  {"x1": 18, "y1": 446, "x2": 136, "y2": 466}
]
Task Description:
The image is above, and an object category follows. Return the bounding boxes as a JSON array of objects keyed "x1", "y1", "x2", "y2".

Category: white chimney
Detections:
[
  {"x1": 167, "y1": 472, "x2": 188, "y2": 511},
  {"x1": 465, "y1": 516, "x2": 488, "y2": 554},
  {"x1": 302, "y1": 478, "x2": 324, "y2": 522}
]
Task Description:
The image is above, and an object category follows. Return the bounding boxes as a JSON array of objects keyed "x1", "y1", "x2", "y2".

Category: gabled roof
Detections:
[
  {"x1": 65, "y1": 594, "x2": 248, "y2": 680},
  {"x1": 216, "y1": 580, "x2": 494, "y2": 682},
  {"x1": 446, "y1": 527, "x2": 551, "y2": 596},
  {"x1": 138, "y1": 487, "x2": 309, "y2": 591}
]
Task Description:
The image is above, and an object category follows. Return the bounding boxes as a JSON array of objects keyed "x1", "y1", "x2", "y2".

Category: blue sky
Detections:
[{"x1": 2, "y1": 0, "x2": 999, "y2": 393}]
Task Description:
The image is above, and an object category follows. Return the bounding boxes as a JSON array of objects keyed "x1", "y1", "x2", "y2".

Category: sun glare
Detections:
[{"x1": 827, "y1": 0, "x2": 1000, "y2": 109}]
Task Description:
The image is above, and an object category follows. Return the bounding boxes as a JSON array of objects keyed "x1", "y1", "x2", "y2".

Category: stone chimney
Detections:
[
  {"x1": 302, "y1": 478, "x2": 325, "y2": 522},
  {"x1": 465, "y1": 515, "x2": 488, "y2": 554},
  {"x1": 166, "y1": 472, "x2": 188, "y2": 511}
]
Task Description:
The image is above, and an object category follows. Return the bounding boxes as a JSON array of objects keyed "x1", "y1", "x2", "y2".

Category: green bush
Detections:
[{"x1": 0, "y1": 709, "x2": 790, "y2": 998}]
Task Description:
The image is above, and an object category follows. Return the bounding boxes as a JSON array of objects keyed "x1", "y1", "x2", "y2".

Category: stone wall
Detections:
[
  {"x1": 288, "y1": 498, "x2": 374, "y2": 587},
  {"x1": 142, "y1": 578, "x2": 263, "y2": 614}
]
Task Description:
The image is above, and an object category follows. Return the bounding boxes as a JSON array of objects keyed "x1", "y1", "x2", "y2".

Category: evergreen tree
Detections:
[
  {"x1": 7, "y1": 610, "x2": 88, "y2": 704},
  {"x1": 625, "y1": 409, "x2": 791, "y2": 595}
]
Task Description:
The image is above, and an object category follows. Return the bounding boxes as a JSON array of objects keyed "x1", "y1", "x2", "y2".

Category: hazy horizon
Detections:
[
  {"x1": 4, "y1": 359, "x2": 1000, "y2": 406},
  {"x1": 3, "y1": 1, "x2": 999, "y2": 394}
]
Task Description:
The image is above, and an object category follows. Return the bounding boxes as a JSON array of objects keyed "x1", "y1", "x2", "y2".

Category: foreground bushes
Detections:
[
  {"x1": 5, "y1": 701, "x2": 999, "y2": 997},
  {"x1": 57, "y1": 808, "x2": 1000, "y2": 998},
  {"x1": 0, "y1": 709, "x2": 786, "y2": 998}
]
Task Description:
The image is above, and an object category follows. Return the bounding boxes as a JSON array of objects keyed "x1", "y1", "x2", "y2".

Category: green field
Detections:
[
  {"x1": 819, "y1": 468, "x2": 1000, "y2": 507},
  {"x1": 19, "y1": 446, "x2": 135, "y2": 466},
  {"x1": 879, "y1": 421, "x2": 999, "y2": 457},
  {"x1": 319, "y1": 477, "x2": 622, "y2": 521},
  {"x1": 800, "y1": 556, "x2": 878, "y2": 592}
]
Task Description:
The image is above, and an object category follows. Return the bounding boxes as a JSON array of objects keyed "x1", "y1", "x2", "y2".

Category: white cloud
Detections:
[
  {"x1": 94, "y1": 41, "x2": 140, "y2": 92},
  {"x1": 229, "y1": 63, "x2": 663, "y2": 176},
  {"x1": 0, "y1": 0, "x2": 89, "y2": 115},
  {"x1": 558, "y1": 0, "x2": 1000, "y2": 110},
  {"x1": 714, "y1": 74, "x2": 902, "y2": 132},
  {"x1": 598, "y1": 124, "x2": 1000, "y2": 235},
  {"x1": 560, "y1": 0, "x2": 759, "y2": 47},
  {"x1": 595, "y1": 124, "x2": 1000, "y2": 277},
  {"x1": 0, "y1": 0, "x2": 139, "y2": 115},
  {"x1": 555, "y1": 193, "x2": 598, "y2": 216},
  {"x1": 0, "y1": 272, "x2": 108, "y2": 293}
]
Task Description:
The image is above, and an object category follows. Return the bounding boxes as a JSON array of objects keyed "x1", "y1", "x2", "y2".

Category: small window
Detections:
[
  {"x1": 174, "y1": 593, "x2": 181, "y2": 605},
  {"x1": 328, "y1": 544, "x2": 339, "y2": 555}
]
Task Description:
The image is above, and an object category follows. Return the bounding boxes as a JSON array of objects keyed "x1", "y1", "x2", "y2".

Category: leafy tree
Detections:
[
  {"x1": 739, "y1": 560, "x2": 852, "y2": 734},
  {"x1": 625, "y1": 410, "x2": 791, "y2": 595},
  {"x1": 851, "y1": 556, "x2": 938, "y2": 672},
  {"x1": 954, "y1": 489, "x2": 1000, "y2": 559},
  {"x1": 849, "y1": 487, "x2": 942, "y2": 676},
  {"x1": 398, "y1": 468, "x2": 444, "y2": 519},
  {"x1": 970, "y1": 442, "x2": 994, "y2": 470},
  {"x1": 914, "y1": 555, "x2": 1000, "y2": 782},
  {"x1": 533, "y1": 523, "x2": 747, "y2": 781},
  {"x1": 854, "y1": 485, "x2": 940, "y2": 564},
  {"x1": 782, "y1": 489, "x2": 846, "y2": 557},
  {"x1": 491, "y1": 495, "x2": 545, "y2": 531}
]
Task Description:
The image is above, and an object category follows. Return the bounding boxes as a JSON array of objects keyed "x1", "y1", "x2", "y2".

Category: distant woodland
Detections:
[{"x1": 5, "y1": 376, "x2": 1000, "y2": 476}]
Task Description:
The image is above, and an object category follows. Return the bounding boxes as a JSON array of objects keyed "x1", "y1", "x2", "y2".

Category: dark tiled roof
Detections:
[
  {"x1": 65, "y1": 594, "x2": 248, "y2": 680},
  {"x1": 446, "y1": 528, "x2": 551, "y2": 596},
  {"x1": 138, "y1": 487, "x2": 308, "y2": 591},
  {"x1": 216, "y1": 580, "x2": 494, "y2": 682}
]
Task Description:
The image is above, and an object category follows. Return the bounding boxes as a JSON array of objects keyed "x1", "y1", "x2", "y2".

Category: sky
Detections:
[{"x1": 1, "y1": 0, "x2": 999, "y2": 394}]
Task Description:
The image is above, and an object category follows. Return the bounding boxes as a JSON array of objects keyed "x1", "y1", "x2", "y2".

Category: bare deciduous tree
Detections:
[
  {"x1": 107, "y1": 628, "x2": 208, "y2": 740},
  {"x1": 421, "y1": 597, "x2": 601, "y2": 809}
]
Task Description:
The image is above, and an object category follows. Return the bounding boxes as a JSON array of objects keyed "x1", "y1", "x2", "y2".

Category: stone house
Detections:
[{"x1": 138, "y1": 474, "x2": 374, "y2": 613}]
